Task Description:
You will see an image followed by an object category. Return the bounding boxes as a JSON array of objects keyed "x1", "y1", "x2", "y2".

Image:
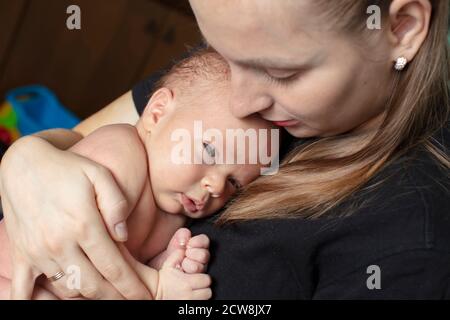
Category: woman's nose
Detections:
[{"x1": 229, "y1": 70, "x2": 273, "y2": 118}]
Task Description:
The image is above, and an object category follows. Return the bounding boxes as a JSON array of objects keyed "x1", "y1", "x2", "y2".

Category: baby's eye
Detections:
[
  {"x1": 227, "y1": 176, "x2": 242, "y2": 190},
  {"x1": 203, "y1": 142, "x2": 216, "y2": 158}
]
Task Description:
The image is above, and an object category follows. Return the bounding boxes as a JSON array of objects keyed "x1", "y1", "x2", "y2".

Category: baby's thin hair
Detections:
[{"x1": 151, "y1": 47, "x2": 230, "y2": 99}]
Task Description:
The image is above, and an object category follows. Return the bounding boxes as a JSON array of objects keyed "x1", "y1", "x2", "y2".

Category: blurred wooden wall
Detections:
[{"x1": 0, "y1": 0, "x2": 201, "y2": 118}]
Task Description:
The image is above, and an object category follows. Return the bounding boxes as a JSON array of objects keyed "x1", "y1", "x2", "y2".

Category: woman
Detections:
[{"x1": 1, "y1": 0, "x2": 449, "y2": 299}]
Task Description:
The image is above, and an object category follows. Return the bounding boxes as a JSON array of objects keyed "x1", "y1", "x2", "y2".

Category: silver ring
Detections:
[{"x1": 48, "y1": 271, "x2": 65, "y2": 282}]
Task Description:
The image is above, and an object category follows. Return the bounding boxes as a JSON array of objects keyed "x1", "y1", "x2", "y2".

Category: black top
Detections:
[{"x1": 134, "y1": 77, "x2": 450, "y2": 299}]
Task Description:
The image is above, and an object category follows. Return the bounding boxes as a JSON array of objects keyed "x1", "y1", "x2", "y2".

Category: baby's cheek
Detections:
[{"x1": 207, "y1": 197, "x2": 229, "y2": 215}]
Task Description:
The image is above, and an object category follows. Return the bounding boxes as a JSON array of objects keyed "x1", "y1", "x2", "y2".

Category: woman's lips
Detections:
[
  {"x1": 181, "y1": 193, "x2": 198, "y2": 213},
  {"x1": 271, "y1": 120, "x2": 300, "y2": 127}
]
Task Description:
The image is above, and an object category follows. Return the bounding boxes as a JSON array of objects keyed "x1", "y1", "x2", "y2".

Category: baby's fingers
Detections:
[
  {"x1": 186, "y1": 248, "x2": 210, "y2": 265},
  {"x1": 187, "y1": 234, "x2": 209, "y2": 249},
  {"x1": 192, "y1": 288, "x2": 212, "y2": 300},
  {"x1": 188, "y1": 273, "x2": 211, "y2": 290},
  {"x1": 182, "y1": 258, "x2": 206, "y2": 274}
]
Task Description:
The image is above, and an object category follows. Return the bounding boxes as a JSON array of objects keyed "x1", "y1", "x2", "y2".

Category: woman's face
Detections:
[{"x1": 190, "y1": 0, "x2": 395, "y2": 138}]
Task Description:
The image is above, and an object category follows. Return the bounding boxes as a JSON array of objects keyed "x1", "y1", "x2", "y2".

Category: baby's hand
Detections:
[
  {"x1": 148, "y1": 228, "x2": 210, "y2": 274},
  {"x1": 157, "y1": 249, "x2": 212, "y2": 300},
  {"x1": 182, "y1": 234, "x2": 210, "y2": 274}
]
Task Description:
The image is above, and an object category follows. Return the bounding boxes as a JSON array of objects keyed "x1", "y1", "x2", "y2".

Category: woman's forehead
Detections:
[
  {"x1": 191, "y1": 1, "x2": 325, "y2": 67},
  {"x1": 190, "y1": 0, "x2": 318, "y2": 34}
]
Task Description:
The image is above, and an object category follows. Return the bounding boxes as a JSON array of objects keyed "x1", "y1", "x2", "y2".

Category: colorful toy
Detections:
[
  {"x1": 2, "y1": 85, "x2": 80, "y2": 139},
  {"x1": 0, "y1": 85, "x2": 80, "y2": 149},
  {"x1": 0, "y1": 101, "x2": 20, "y2": 145}
]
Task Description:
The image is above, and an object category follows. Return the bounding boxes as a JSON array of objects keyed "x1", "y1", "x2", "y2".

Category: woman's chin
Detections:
[{"x1": 285, "y1": 125, "x2": 321, "y2": 138}]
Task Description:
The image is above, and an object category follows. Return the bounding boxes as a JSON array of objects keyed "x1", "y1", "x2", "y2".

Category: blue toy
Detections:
[{"x1": 5, "y1": 85, "x2": 80, "y2": 136}]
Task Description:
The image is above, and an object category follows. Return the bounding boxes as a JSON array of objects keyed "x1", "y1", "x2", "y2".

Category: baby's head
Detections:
[{"x1": 137, "y1": 49, "x2": 278, "y2": 218}]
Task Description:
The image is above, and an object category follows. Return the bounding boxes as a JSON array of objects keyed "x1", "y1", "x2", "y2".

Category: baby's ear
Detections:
[{"x1": 142, "y1": 88, "x2": 174, "y2": 130}]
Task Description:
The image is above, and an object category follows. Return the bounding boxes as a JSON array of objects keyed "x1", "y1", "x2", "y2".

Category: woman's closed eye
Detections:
[{"x1": 262, "y1": 68, "x2": 300, "y2": 87}]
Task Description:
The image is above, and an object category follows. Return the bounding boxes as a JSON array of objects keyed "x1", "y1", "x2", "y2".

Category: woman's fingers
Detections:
[
  {"x1": 83, "y1": 164, "x2": 130, "y2": 242},
  {"x1": 10, "y1": 262, "x2": 37, "y2": 300},
  {"x1": 52, "y1": 248, "x2": 124, "y2": 300},
  {"x1": 78, "y1": 213, "x2": 151, "y2": 300},
  {"x1": 39, "y1": 260, "x2": 78, "y2": 299}
]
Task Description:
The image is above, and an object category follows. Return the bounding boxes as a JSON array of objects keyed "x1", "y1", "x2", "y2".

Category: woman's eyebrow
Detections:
[{"x1": 234, "y1": 57, "x2": 308, "y2": 70}]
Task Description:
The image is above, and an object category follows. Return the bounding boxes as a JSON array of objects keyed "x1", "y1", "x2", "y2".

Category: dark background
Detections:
[{"x1": 0, "y1": 0, "x2": 201, "y2": 119}]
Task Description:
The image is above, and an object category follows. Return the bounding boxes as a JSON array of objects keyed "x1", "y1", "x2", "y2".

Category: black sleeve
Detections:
[
  {"x1": 313, "y1": 249, "x2": 450, "y2": 299},
  {"x1": 189, "y1": 218, "x2": 308, "y2": 299}
]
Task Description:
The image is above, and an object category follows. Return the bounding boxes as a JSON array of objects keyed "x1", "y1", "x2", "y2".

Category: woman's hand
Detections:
[{"x1": 0, "y1": 135, "x2": 152, "y2": 299}]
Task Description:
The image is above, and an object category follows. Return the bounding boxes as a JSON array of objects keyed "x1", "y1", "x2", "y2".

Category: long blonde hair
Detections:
[{"x1": 217, "y1": 0, "x2": 449, "y2": 224}]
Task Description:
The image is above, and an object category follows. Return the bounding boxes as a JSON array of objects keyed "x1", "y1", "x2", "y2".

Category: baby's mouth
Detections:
[{"x1": 180, "y1": 193, "x2": 199, "y2": 213}]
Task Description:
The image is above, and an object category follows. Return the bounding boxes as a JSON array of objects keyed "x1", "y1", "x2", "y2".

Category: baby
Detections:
[{"x1": 0, "y1": 50, "x2": 277, "y2": 299}]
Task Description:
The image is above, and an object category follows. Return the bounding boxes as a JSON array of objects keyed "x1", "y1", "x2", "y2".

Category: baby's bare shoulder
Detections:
[
  {"x1": 70, "y1": 124, "x2": 148, "y2": 207},
  {"x1": 72, "y1": 124, "x2": 144, "y2": 159}
]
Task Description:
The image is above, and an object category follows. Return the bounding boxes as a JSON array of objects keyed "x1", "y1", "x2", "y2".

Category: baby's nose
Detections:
[{"x1": 201, "y1": 174, "x2": 226, "y2": 198}]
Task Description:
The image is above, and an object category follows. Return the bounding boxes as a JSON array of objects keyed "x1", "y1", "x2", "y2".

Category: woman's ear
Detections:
[
  {"x1": 387, "y1": 0, "x2": 432, "y2": 63},
  {"x1": 142, "y1": 88, "x2": 174, "y2": 131}
]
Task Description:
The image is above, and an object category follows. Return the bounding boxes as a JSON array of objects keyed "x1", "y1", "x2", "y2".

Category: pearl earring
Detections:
[{"x1": 394, "y1": 56, "x2": 408, "y2": 71}]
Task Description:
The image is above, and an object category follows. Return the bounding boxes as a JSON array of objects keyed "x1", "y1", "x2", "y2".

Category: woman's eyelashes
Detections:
[{"x1": 262, "y1": 69, "x2": 300, "y2": 87}]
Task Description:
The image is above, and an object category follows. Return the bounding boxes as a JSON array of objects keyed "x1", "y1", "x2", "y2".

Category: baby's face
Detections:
[{"x1": 141, "y1": 87, "x2": 277, "y2": 218}]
